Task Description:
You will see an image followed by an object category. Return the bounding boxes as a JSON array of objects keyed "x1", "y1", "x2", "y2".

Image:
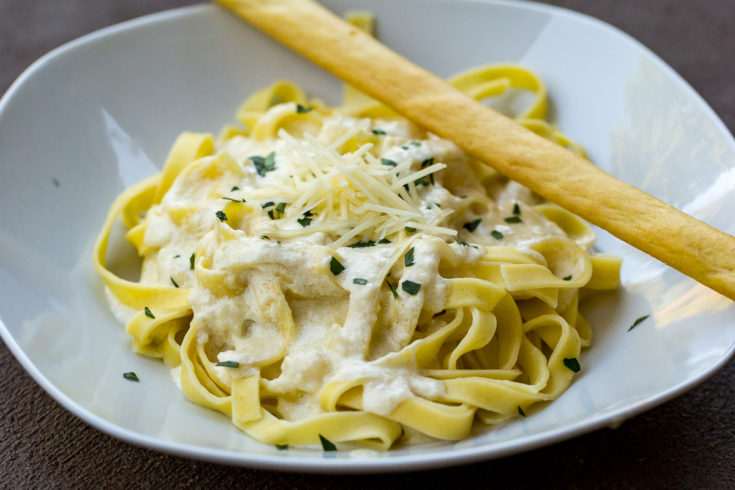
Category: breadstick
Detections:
[{"x1": 215, "y1": 0, "x2": 735, "y2": 301}]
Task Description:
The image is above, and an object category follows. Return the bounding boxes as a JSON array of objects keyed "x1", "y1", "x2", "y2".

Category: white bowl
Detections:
[{"x1": 1, "y1": 0, "x2": 733, "y2": 473}]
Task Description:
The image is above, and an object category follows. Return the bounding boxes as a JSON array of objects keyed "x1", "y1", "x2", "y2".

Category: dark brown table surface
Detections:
[{"x1": 1, "y1": 0, "x2": 733, "y2": 487}]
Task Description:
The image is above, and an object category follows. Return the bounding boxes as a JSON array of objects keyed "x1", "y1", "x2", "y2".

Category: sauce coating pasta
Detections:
[{"x1": 94, "y1": 66, "x2": 621, "y2": 450}]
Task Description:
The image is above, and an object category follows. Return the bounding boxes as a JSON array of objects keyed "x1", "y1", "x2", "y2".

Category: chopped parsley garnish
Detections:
[
  {"x1": 249, "y1": 151, "x2": 276, "y2": 177},
  {"x1": 231, "y1": 186, "x2": 240, "y2": 191},
  {"x1": 563, "y1": 357, "x2": 581, "y2": 372},
  {"x1": 404, "y1": 247, "x2": 415, "y2": 267},
  {"x1": 303, "y1": 209, "x2": 314, "y2": 217},
  {"x1": 463, "y1": 218, "x2": 481, "y2": 232},
  {"x1": 330, "y1": 257, "x2": 345, "y2": 276},
  {"x1": 170, "y1": 276, "x2": 179, "y2": 288},
  {"x1": 378, "y1": 238, "x2": 391, "y2": 244},
  {"x1": 402, "y1": 280, "x2": 421, "y2": 295},
  {"x1": 563, "y1": 275, "x2": 572, "y2": 281},
  {"x1": 268, "y1": 203, "x2": 286, "y2": 220},
  {"x1": 189, "y1": 253, "x2": 195, "y2": 270},
  {"x1": 296, "y1": 104, "x2": 312, "y2": 113},
  {"x1": 627, "y1": 314, "x2": 650, "y2": 332},
  {"x1": 52, "y1": 177, "x2": 60, "y2": 187},
  {"x1": 144, "y1": 306, "x2": 155, "y2": 319},
  {"x1": 319, "y1": 434, "x2": 336, "y2": 451},
  {"x1": 216, "y1": 361, "x2": 240, "y2": 368},
  {"x1": 491, "y1": 230, "x2": 504, "y2": 240},
  {"x1": 348, "y1": 240, "x2": 376, "y2": 248},
  {"x1": 454, "y1": 238, "x2": 478, "y2": 249},
  {"x1": 459, "y1": 194, "x2": 468, "y2": 199},
  {"x1": 173, "y1": 254, "x2": 180, "y2": 258},
  {"x1": 518, "y1": 406, "x2": 526, "y2": 417},
  {"x1": 386, "y1": 280, "x2": 399, "y2": 298},
  {"x1": 504, "y1": 216, "x2": 523, "y2": 224},
  {"x1": 381, "y1": 158, "x2": 397, "y2": 167},
  {"x1": 261, "y1": 235, "x2": 271, "y2": 240},
  {"x1": 405, "y1": 226, "x2": 416, "y2": 233},
  {"x1": 513, "y1": 203, "x2": 521, "y2": 215},
  {"x1": 261, "y1": 201, "x2": 275, "y2": 209},
  {"x1": 222, "y1": 196, "x2": 245, "y2": 202},
  {"x1": 276, "y1": 444, "x2": 289, "y2": 450},
  {"x1": 123, "y1": 372, "x2": 139, "y2": 382},
  {"x1": 297, "y1": 217, "x2": 312, "y2": 227},
  {"x1": 421, "y1": 158, "x2": 436, "y2": 185},
  {"x1": 372, "y1": 129, "x2": 386, "y2": 135},
  {"x1": 353, "y1": 278, "x2": 368, "y2": 285},
  {"x1": 215, "y1": 210, "x2": 228, "y2": 222}
]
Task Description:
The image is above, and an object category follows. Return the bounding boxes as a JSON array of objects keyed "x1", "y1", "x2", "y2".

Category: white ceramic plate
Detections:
[{"x1": 1, "y1": 0, "x2": 734, "y2": 473}]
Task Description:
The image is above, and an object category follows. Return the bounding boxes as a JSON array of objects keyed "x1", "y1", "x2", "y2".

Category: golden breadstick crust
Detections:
[{"x1": 215, "y1": 0, "x2": 735, "y2": 301}]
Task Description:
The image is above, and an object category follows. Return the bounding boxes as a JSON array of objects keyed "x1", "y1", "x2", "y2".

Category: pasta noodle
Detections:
[{"x1": 95, "y1": 61, "x2": 620, "y2": 449}]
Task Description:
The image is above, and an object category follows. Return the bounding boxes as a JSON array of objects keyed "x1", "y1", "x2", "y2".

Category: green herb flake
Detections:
[
  {"x1": 261, "y1": 235, "x2": 271, "y2": 240},
  {"x1": 404, "y1": 247, "x2": 415, "y2": 267},
  {"x1": 513, "y1": 203, "x2": 521, "y2": 216},
  {"x1": 215, "y1": 210, "x2": 228, "y2": 222},
  {"x1": 463, "y1": 218, "x2": 482, "y2": 232},
  {"x1": 319, "y1": 434, "x2": 337, "y2": 451},
  {"x1": 563, "y1": 357, "x2": 581, "y2": 373},
  {"x1": 405, "y1": 226, "x2": 416, "y2": 233},
  {"x1": 170, "y1": 276, "x2": 179, "y2": 288},
  {"x1": 173, "y1": 254, "x2": 180, "y2": 258},
  {"x1": 297, "y1": 217, "x2": 312, "y2": 227},
  {"x1": 386, "y1": 280, "x2": 399, "y2": 299},
  {"x1": 296, "y1": 104, "x2": 313, "y2": 113},
  {"x1": 250, "y1": 152, "x2": 276, "y2": 177},
  {"x1": 409, "y1": 141, "x2": 421, "y2": 147},
  {"x1": 348, "y1": 240, "x2": 376, "y2": 248},
  {"x1": 261, "y1": 201, "x2": 275, "y2": 209},
  {"x1": 231, "y1": 186, "x2": 240, "y2": 191},
  {"x1": 267, "y1": 210, "x2": 276, "y2": 220},
  {"x1": 518, "y1": 406, "x2": 526, "y2": 417},
  {"x1": 563, "y1": 275, "x2": 572, "y2": 281},
  {"x1": 222, "y1": 196, "x2": 245, "y2": 203},
  {"x1": 381, "y1": 158, "x2": 397, "y2": 167},
  {"x1": 454, "y1": 238, "x2": 479, "y2": 249},
  {"x1": 303, "y1": 209, "x2": 314, "y2": 217},
  {"x1": 276, "y1": 444, "x2": 289, "y2": 450},
  {"x1": 372, "y1": 129, "x2": 386, "y2": 135},
  {"x1": 330, "y1": 257, "x2": 345, "y2": 276},
  {"x1": 216, "y1": 360, "x2": 240, "y2": 368},
  {"x1": 189, "y1": 253, "x2": 195, "y2": 270},
  {"x1": 402, "y1": 280, "x2": 421, "y2": 296},
  {"x1": 627, "y1": 314, "x2": 650, "y2": 332},
  {"x1": 421, "y1": 157, "x2": 434, "y2": 168},
  {"x1": 504, "y1": 216, "x2": 523, "y2": 224},
  {"x1": 144, "y1": 306, "x2": 155, "y2": 319},
  {"x1": 378, "y1": 238, "x2": 391, "y2": 244},
  {"x1": 275, "y1": 202, "x2": 287, "y2": 213},
  {"x1": 459, "y1": 194, "x2": 468, "y2": 199},
  {"x1": 123, "y1": 372, "x2": 139, "y2": 382},
  {"x1": 353, "y1": 278, "x2": 368, "y2": 285},
  {"x1": 52, "y1": 177, "x2": 60, "y2": 187},
  {"x1": 491, "y1": 230, "x2": 504, "y2": 240}
]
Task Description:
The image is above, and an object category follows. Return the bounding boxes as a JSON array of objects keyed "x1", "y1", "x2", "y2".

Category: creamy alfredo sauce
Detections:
[{"x1": 132, "y1": 107, "x2": 578, "y2": 421}]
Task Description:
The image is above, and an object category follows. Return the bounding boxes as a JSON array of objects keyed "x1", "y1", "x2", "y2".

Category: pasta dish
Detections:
[{"x1": 94, "y1": 60, "x2": 621, "y2": 449}]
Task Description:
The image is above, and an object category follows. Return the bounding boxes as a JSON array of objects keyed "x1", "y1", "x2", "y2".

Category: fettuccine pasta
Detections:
[{"x1": 95, "y1": 61, "x2": 620, "y2": 450}]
